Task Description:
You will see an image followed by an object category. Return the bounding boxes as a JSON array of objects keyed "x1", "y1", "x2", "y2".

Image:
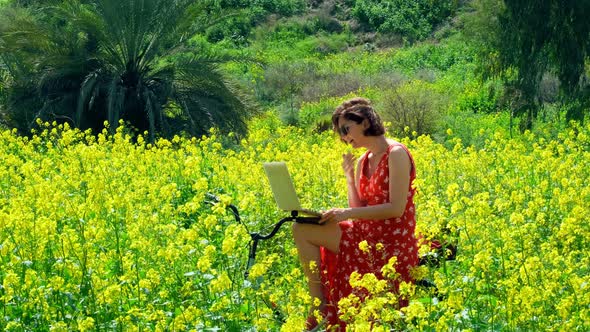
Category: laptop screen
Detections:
[{"x1": 263, "y1": 162, "x2": 303, "y2": 212}]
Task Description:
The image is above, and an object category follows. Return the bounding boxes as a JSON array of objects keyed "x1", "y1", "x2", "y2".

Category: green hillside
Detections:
[{"x1": 1, "y1": 0, "x2": 588, "y2": 142}]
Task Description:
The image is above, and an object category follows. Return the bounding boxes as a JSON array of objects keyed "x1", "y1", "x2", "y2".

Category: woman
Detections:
[{"x1": 292, "y1": 97, "x2": 418, "y2": 331}]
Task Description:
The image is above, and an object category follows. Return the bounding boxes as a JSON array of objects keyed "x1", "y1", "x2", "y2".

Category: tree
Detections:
[
  {"x1": 464, "y1": 0, "x2": 590, "y2": 129},
  {"x1": 0, "y1": 0, "x2": 255, "y2": 140}
]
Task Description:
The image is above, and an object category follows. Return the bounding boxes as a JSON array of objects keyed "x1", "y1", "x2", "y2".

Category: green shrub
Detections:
[
  {"x1": 298, "y1": 97, "x2": 340, "y2": 130},
  {"x1": 255, "y1": 61, "x2": 319, "y2": 104},
  {"x1": 538, "y1": 73, "x2": 560, "y2": 104},
  {"x1": 308, "y1": 10, "x2": 344, "y2": 34},
  {"x1": 299, "y1": 70, "x2": 366, "y2": 103},
  {"x1": 205, "y1": 14, "x2": 258, "y2": 45},
  {"x1": 380, "y1": 80, "x2": 449, "y2": 138},
  {"x1": 298, "y1": 88, "x2": 382, "y2": 131},
  {"x1": 352, "y1": 0, "x2": 457, "y2": 43},
  {"x1": 456, "y1": 79, "x2": 503, "y2": 114},
  {"x1": 275, "y1": 103, "x2": 299, "y2": 126},
  {"x1": 265, "y1": 17, "x2": 309, "y2": 41},
  {"x1": 254, "y1": 0, "x2": 306, "y2": 16},
  {"x1": 255, "y1": 13, "x2": 348, "y2": 48},
  {"x1": 201, "y1": 0, "x2": 307, "y2": 44},
  {"x1": 391, "y1": 39, "x2": 475, "y2": 75},
  {"x1": 296, "y1": 33, "x2": 351, "y2": 56}
]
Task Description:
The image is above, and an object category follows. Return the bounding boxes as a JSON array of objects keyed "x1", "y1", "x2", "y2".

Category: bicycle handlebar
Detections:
[
  {"x1": 244, "y1": 212, "x2": 321, "y2": 279},
  {"x1": 252, "y1": 212, "x2": 321, "y2": 240}
]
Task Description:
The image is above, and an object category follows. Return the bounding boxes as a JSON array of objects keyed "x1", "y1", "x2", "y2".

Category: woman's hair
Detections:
[{"x1": 332, "y1": 97, "x2": 385, "y2": 136}]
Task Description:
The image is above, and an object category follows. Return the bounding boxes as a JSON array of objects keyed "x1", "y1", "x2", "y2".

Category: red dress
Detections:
[{"x1": 320, "y1": 142, "x2": 418, "y2": 330}]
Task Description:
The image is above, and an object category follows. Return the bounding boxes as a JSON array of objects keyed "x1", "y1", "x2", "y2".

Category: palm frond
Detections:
[
  {"x1": 77, "y1": 70, "x2": 100, "y2": 126},
  {"x1": 170, "y1": 57, "x2": 255, "y2": 137},
  {"x1": 93, "y1": 0, "x2": 194, "y2": 73},
  {"x1": 0, "y1": 6, "x2": 54, "y2": 68}
]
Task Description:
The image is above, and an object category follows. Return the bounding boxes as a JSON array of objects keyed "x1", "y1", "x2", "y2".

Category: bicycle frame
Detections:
[{"x1": 205, "y1": 193, "x2": 321, "y2": 323}]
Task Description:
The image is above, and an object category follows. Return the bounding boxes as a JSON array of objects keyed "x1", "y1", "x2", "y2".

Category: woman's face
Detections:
[{"x1": 338, "y1": 115, "x2": 367, "y2": 148}]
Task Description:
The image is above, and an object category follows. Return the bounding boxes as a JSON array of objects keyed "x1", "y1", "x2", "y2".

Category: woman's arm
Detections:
[
  {"x1": 321, "y1": 146, "x2": 411, "y2": 223},
  {"x1": 345, "y1": 154, "x2": 365, "y2": 208}
]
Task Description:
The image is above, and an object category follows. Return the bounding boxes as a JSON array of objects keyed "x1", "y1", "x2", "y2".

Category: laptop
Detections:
[{"x1": 263, "y1": 162, "x2": 322, "y2": 219}]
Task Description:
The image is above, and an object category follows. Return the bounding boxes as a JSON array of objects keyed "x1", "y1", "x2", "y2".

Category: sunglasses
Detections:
[{"x1": 339, "y1": 124, "x2": 350, "y2": 136}]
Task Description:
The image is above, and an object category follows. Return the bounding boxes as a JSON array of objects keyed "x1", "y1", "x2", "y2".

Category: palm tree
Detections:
[{"x1": 0, "y1": 0, "x2": 254, "y2": 140}]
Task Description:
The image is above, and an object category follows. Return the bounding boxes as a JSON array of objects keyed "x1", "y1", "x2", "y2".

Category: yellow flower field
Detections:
[{"x1": 1, "y1": 116, "x2": 589, "y2": 331}]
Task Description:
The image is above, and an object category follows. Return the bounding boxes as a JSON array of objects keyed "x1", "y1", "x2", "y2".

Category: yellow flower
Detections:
[
  {"x1": 358, "y1": 240, "x2": 370, "y2": 253},
  {"x1": 77, "y1": 317, "x2": 95, "y2": 332},
  {"x1": 248, "y1": 263, "x2": 267, "y2": 280},
  {"x1": 1, "y1": 107, "x2": 590, "y2": 331},
  {"x1": 309, "y1": 260, "x2": 318, "y2": 273},
  {"x1": 471, "y1": 250, "x2": 493, "y2": 273},
  {"x1": 398, "y1": 281, "x2": 415, "y2": 298},
  {"x1": 209, "y1": 271, "x2": 232, "y2": 294},
  {"x1": 402, "y1": 301, "x2": 427, "y2": 321},
  {"x1": 381, "y1": 256, "x2": 399, "y2": 280},
  {"x1": 338, "y1": 293, "x2": 361, "y2": 321},
  {"x1": 197, "y1": 255, "x2": 212, "y2": 273},
  {"x1": 1, "y1": 272, "x2": 19, "y2": 302},
  {"x1": 409, "y1": 265, "x2": 428, "y2": 281},
  {"x1": 349, "y1": 271, "x2": 362, "y2": 288},
  {"x1": 49, "y1": 322, "x2": 68, "y2": 332}
]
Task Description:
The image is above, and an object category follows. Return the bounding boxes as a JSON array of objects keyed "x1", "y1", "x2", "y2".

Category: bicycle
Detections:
[{"x1": 204, "y1": 193, "x2": 457, "y2": 326}]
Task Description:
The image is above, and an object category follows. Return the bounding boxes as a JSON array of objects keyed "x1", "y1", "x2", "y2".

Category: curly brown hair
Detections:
[{"x1": 332, "y1": 97, "x2": 385, "y2": 136}]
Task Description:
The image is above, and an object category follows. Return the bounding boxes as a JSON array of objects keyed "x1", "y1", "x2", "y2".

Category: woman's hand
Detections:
[
  {"x1": 342, "y1": 152, "x2": 355, "y2": 179},
  {"x1": 320, "y1": 208, "x2": 351, "y2": 224}
]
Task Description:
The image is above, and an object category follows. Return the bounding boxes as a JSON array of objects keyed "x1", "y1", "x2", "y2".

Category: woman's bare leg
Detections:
[{"x1": 292, "y1": 220, "x2": 342, "y2": 306}]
